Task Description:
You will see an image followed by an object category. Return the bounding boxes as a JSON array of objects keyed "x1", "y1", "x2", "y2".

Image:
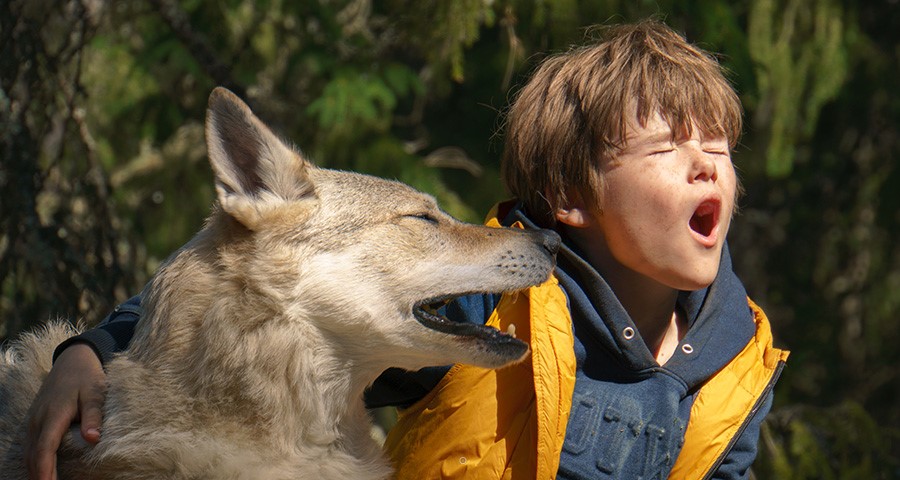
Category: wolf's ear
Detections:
[{"x1": 205, "y1": 87, "x2": 316, "y2": 229}]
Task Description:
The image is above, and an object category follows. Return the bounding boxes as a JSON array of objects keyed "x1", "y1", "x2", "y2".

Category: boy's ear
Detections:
[
  {"x1": 555, "y1": 207, "x2": 593, "y2": 228},
  {"x1": 554, "y1": 190, "x2": 596, "y2": 228},
  {"x1": 205, "y1": 87, "x2": 316, "y2": 230}
]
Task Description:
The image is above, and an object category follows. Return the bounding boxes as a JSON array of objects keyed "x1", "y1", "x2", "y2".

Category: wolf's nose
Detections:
[{"x1": 537, "y1": 229, "x2": 561, "y2": 255}]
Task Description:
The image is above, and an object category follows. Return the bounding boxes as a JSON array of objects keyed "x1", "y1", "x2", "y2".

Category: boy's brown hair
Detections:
[{"x1": 501, "y1": 20, "x2": 743, "y2": 227}]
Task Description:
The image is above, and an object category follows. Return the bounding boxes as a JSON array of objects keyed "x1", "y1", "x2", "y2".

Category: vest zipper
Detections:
[{"x1": 700, "y1": 359, "x2": 787, "y2": 480}]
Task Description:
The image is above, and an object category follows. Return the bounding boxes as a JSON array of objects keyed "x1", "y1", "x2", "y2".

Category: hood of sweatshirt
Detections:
[{"x1": 506, "y1": 203, "x2": 755, "y2": 392}]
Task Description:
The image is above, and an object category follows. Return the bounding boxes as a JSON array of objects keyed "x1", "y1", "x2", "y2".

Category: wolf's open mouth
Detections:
[{"x1": 413, "y1": 297, "x2": 528, "y2": 355}]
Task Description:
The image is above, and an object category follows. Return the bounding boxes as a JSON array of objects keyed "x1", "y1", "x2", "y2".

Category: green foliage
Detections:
[
  {"x1": 309, "y1": 70, "x2": 395, "y2": 131},
  {"x1": 748, "y1": 0, "x2": 849, "y2": 177},
  {"x1": 755, "y1": 402, "x2": 899, "y2": 479},
  {"x1": 307, "y1": 64, "x2": 421, "y2": 149},
  {"x1": 2, "y1": 0, "x2": 899, "y2": 474},
  {"x1": 387, "y1": 0, "x2": 497, "y2": 83}
]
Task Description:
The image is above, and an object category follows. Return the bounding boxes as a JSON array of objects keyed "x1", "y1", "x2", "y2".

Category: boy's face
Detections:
[{"x1": 564, "y1": 110, "x2": 737, "y2": 291}]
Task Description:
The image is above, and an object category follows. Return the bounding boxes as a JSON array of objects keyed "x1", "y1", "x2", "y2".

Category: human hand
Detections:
[{"x1": 24, "y1": 343, "x2": 106, "y2": 480}]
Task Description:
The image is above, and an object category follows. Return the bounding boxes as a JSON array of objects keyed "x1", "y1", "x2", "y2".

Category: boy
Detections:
[{"x1": 26, "y1": 20, "x2": 787, "y2": 479}]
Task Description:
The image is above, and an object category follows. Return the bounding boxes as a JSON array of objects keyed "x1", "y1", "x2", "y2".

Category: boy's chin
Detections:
[
  {"x1": 670, "y1": 265, "x2": 720, "y2": 291},
  {"x1": 679, "y1": 278, "x2": 716, "y2": 292}
]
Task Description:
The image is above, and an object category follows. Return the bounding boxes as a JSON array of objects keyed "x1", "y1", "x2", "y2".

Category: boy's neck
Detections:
[
  {"x1": 604, "y1": 264, "x2": 686, "y2": 365},
  {"x1": 567, "y1": 228, "x2": 686, "y2": 365}
]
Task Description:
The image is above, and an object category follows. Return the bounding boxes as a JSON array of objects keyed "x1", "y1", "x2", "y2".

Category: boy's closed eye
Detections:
[
  {"x1": 702, "y1": 148, "x2": 729, "y2": 156},
  {"x1": 650, "y1": 147, "x2": 676, "y2": 156},
  {"x1": 700, "y1": 140, "x2": 730, "y2": 157}
]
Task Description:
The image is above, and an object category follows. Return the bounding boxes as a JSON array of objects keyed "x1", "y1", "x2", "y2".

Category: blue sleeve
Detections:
[
  {"x1": 52, "y1": 295, "x2": 143, "y2": 365},
  {"x1": 709, "y1": 389, "x2": 774, "y2": 479},
  {"x1": 364, "y1": 293, "x2": 499, "y2": 409}
]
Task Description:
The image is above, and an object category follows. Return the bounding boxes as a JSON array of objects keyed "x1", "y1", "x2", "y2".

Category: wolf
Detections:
[{"x1": 0, "y1": 87, "x2": 559, "y2": 479}]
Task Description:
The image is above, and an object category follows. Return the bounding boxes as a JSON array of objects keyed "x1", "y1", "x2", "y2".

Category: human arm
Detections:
[
  {"x1": 51, "y1": 296, "x2": 142, "y2": 365},
  {"x1": 24, "y1": 344, "x2": 105, "y2": 480},
  {"x1": 25, "y1": 296, "x2": 142, "y2": 480}
]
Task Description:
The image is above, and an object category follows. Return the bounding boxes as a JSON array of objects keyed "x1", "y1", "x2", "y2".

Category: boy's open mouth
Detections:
[{"x1": 690, "y1": 199, "x2": 720, "y2": 240}]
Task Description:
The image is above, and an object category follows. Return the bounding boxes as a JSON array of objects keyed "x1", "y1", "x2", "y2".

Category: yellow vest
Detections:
[{"x1": 385, "y1": 217, "x2": 789, "y2": 479}]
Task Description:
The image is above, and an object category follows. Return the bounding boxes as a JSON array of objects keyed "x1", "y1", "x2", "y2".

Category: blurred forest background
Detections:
[{"x1": 1, "y1": 0, "x2": 898, "y2": 477}]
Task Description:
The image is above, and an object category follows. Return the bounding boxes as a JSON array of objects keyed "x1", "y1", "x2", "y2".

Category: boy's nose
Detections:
[{"x1": 689, "y1": 150, "x2": 718, "y2": 183}]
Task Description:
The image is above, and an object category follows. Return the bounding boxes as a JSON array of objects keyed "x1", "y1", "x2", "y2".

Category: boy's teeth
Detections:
[
  {"x1": 695, "y1": 203, "x2": 715, "y2": 216},
  {"x1": 506, "y1": 324, "x2": 516, "y2": 338}
]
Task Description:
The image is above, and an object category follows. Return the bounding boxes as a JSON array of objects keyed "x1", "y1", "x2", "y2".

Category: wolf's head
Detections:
[{"x1": 199, "y1": 87, "x2": 557, "y2": 376}]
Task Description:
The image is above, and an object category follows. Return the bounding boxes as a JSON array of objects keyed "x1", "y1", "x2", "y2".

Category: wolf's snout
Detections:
[{"x1": 536, "y1": 229, "x2": 561, "y2": 256}]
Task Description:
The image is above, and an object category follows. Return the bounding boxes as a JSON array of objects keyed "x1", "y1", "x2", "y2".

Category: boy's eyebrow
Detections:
[
  {"x1": 624, "y1": 127, "x2": 674, "y2": 147},
  {"x1": 625, "y1": 125, "x2": 729, "y2": 148}
]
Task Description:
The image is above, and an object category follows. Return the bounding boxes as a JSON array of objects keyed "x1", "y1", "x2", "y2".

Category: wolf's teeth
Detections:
[
  {"x1": 506, "y1": 324, "x2": 516, "y2": 338},
  {"x1": 422, "y1": 299, "x2": 451, "y2": 316}
]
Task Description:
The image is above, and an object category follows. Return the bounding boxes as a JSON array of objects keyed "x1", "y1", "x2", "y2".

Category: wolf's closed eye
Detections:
[{"x1": 407, "y1": 213, "x2": 439, "y2": 224}]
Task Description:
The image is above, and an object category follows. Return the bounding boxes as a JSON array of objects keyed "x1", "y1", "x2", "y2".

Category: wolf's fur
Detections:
[{"x1": 0, "y1": 88, "x2": 558, "y2": 479}]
